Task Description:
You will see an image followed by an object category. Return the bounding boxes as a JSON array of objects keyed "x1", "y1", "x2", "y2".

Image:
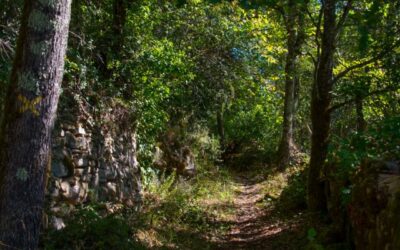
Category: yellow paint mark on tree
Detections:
[{"x1": 17, "y1": 95, "x2": 42, "y2": 117}]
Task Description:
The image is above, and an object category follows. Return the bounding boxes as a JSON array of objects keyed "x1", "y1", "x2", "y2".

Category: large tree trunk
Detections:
[
  {"x1": 277, "y1": 0, "x2": 305, "y2": 168},
  {"x1": 307, "y1": 0, "x2": 336, "y2": 212},
  {"x1": 0, "y1": 0, "x2": 72, "y2": 249},
  {"x1": 277, "y1": 20, "x2": 299, "y2": 167}
]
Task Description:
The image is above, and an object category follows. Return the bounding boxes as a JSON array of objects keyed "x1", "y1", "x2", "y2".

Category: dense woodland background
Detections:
[{"x1": 0, "y1": 0, "x2": 399, "y2": 249}]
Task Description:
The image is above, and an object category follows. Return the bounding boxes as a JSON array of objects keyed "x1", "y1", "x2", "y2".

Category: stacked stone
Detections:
[
  {"x1": 348, "y1": 160, "x2": 400, "y2": 250},
  {"x1": 51, "y1": 121, "x2": 93, "y2": 205},
  {"x1": 46, "y1": 93, "x2": 141, "y2": 229}
]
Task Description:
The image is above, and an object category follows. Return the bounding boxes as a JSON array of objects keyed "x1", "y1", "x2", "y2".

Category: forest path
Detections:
[{"x1": 212, "y1": 173, "x2": 306, "y2": 250}]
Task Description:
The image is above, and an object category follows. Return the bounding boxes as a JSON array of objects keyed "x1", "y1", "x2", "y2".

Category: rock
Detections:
[
  {"x1": 153, "y1": 132, "x2": 197, "y2": 177},
  {"x1": 106, "y1": 182, "x2": 117, "y2": 196},
  {"x1": 52, "y1": 161, "x2": 70, "y2": 178},
  {"x1": 378, "y1": 174, "x2": 400, "y2": 197},
  {"x1": 50, "y1": 188, "x2": 59, "y2": 198},
  {"x1": 74, "y1": 157, "x2": 88, "y2": 168},
  {"x1": 92, "y1": 170, "x2": 100, "y2": 187},
  {"x1": 65, "y1": 131, "x2": 77, "y2": 149},
  {"x1": 60, "y1": 181, "x2": 70, "y2": 193},
  {"x1": 99, "y1": 168, "x2": 107, "y2": 183},
  {"x1": 75, "y1": 136, "x2": 87, "y2": 150},
  {"x1": 77, "y1": 124, "x2": 86, "y2": 135},
  {"x1": 50, "y1": 206, "x2": 62, "y2": 213},
  {"x1": 349, "y1": 159, "x2": 400, "y2": 249},
  {"x1": 74, "y1": 168, "x2": 84, "y2": 176},
  {"x1": 51, "y1": 216, "x2": 66, "y2": 230},
  {"x1": 105, "y1": 166, "x2": 118, "y2": 180},
  {"x1": 81, "y1": 182, "x2": 89, "y2": 192},
  {"x1": 62, "y1": 183, "x2": 80, "y2": 203},
  {"x1": 62, "y1": 124, "x2": 75, "y2": 131}
]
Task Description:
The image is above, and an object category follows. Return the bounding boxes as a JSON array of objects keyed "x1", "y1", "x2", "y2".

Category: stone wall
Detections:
[
  {"x1": 326, "y1": 160, "x2": 400, "y2": 249},
  {"x1": 348, "y1": 160, "x2": 400, "y2": 250},
  {"x1": 45, "y1": 93, "x2": 141, "y2": 229}
]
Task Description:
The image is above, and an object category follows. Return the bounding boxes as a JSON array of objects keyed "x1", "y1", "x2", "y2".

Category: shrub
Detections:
[{"x1": 41, "y1": 205, "x2": 145, "y2": 250}]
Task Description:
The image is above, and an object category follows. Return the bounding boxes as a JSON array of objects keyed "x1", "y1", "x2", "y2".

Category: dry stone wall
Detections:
[
  {"x1": 326, "y1": 160, "x2": 400, "y2": 249},
  {"x1": 349, "y1": 160, "x2": 400, "y2": 250},
  {"x1": 46, "y1": 93, "x2": 141, "y2": 229}
]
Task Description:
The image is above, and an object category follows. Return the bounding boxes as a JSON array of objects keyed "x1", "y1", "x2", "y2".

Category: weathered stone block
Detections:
[
  {"x1": 52, "y1": 161, "x2": 70, "y2": 178},
  {"x1": 77, "y1": 124, "x2": 86, "y2": 135},
  {"x1": 74, "y1": 156, "x2": 89, "y2": 168}
]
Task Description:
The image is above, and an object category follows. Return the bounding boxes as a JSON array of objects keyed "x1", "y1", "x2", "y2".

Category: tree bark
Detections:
[
  {"x1": 307, "y1": 0, "x2": 337, "y2": 212},
  {"x1": 277, "y1": 0, "x2": 305, "y2": 168},
  {"x1": 0, "y1": 0, "x2": 72, "y2": 249}
]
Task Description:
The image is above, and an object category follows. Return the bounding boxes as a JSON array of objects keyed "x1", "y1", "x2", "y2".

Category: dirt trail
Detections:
[{"x1": 214, "y1": 175, "x2": 305, "y2": 250}]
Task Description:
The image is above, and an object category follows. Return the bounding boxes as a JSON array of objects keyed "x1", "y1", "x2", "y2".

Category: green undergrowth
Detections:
[
  {"x1": 41, "y1": 204, "x2": 147, "y2": 250},
  {"x1": 245, "y1": 160, "x2": 308, "y2": 213},
  {"x1": 41, "y1": 166, "x2": 237, "y2": 249},
  {"x1": 41, "y1": 158, "x2": 332, "y2": 250},
  {"x1": 247, "y1": 163, "x2": 353, "y2": 250},
  {"x1": 134, "y1": 167, "x2": 236, "y2": 249}
]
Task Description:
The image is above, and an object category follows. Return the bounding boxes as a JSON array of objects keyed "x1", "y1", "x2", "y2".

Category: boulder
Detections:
[{"x1": 153, "y1": 128, "x2": 196, "y2": 177}]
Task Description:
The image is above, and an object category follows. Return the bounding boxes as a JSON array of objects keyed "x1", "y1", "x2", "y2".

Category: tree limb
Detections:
[
  {"x1": 315, "y1": 5, "x2": 323, "y2": 60},
  {"x1": 332, "y1": 39, "x2": 400, "y2": 85},
  {"x1": 335, "y1": 0, "x2": 353, "y2": 38},
  {"x1": 305, "y1": 6, "x2": 318, "y2": 29},
  {"x1": 272, "y1": 4, "x2": 287, "y2": 28},
  {"x1": 328, "y1": 86, "x2": 400, "y2": 112}
]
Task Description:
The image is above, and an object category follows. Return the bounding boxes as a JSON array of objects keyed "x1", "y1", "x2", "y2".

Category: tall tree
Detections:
[
  {"x1": 307, "y1": 0, "x2": 400, "y2": 211},
  {"x1": 0, "y1": 0, "x2": 72, "y2": 248},
  {"x1": 307, "y1": 0, "x2": 338, "y2": 211},
  {"x1": 276, "y1": 0, "x2": 306, "y2": 168}
]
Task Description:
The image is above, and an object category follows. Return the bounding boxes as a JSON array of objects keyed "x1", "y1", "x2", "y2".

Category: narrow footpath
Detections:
[{"x1": 213, "y1": 174, "x2": 307, "y2": 250}]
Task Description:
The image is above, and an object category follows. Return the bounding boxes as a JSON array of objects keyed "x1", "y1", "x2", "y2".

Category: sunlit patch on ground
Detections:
[{"x1": 134, "y1": 165, "x2": 312, "y2": 249}]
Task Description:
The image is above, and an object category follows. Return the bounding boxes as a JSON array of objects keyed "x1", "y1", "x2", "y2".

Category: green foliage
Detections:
[
  {"x1": 0, "y1": 1, "x2": 19, "y2": 123},
  {"x1": 225, "y1": 88, "x2": 283, "y2": 152},
  {"x1": 42, "y1": 206, "x2": 145, "y2": 250},
  {"x1": 329, "y1": 115, "x2": 400, "y2": 180},
  {"x1": 133, "y1": 167, "x2": 235, "y2": 248},
  {"x1": 307, "y1": 227, "x2": 317, "y2": 241},
  {"x1": 277, "y1": 168, "x2": 307, "y2": 211},
  {"x1": 189, "y1": 126, "x2": 222, "y2": 163}
]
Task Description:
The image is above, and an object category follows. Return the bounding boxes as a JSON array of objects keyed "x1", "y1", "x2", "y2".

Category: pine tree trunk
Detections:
[
  {"x1": 0, "y1": 0, "x2": 72, "y2": 249},
  {"x1": 307, "y1": 0, "x2": 336, "y2": 212}
]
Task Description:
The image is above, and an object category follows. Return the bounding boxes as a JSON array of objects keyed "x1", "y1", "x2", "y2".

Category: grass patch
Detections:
[{"x1": 134, "y1": 167, "x2": 237, "y2": 248}]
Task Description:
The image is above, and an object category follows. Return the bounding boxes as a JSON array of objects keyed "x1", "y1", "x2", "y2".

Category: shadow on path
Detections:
[{"x1": 210, "y1": 175, "x2": 307, "y2": 250}]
